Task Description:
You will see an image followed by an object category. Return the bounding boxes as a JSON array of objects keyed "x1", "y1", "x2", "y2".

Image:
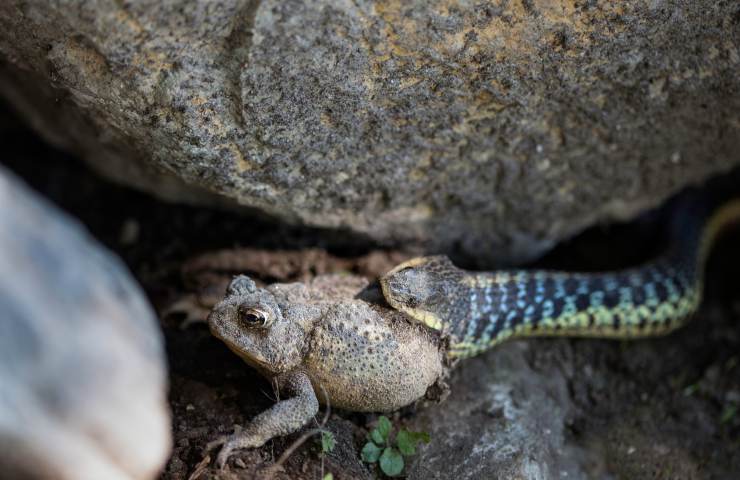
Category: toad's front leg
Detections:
[{"x1": 210, "y1": 370, "x2": 319, "y2": 469}]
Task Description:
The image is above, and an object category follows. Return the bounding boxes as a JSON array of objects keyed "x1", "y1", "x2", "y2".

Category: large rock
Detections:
[
  {"x1": 0, "y1": 1, "x2": 738, "y2": 262},
  {"x1": 0, "y1": 166, "x2": 171, "y2": 479},
  {"x1": 407, "y1": 341, "x2": 593, "y2": 479}
]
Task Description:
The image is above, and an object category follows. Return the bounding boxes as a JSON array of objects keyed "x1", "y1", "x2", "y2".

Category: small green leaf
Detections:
[
  {"x1": 721, "y1": 404, "x2": 738, "y2": 424},
  {"x1": 370, "y1": 428, "x2": 385, "y2": 445},
  {"x1": 396, "y1": 430, "x2": 415, "y2": 456},
  {"x1": 323, "y1": 474, "x2": 333, "y2": 480},
  {"x1": 682, "y1": 383, "x2": 699, "y2": 397},
  {"x1": 412, "y1": 430, "x2": 431, "y2": 444},
  {"x1": 379, "y1": 447, "x2": 404, "y2": 477},
  {"x1": 725, "y1": 355, "x2": 739, "y2": 371},
  {"x1": 396, "y1": 429, "x2": 431, "y2": 456},
  {"x1": 361, "y1": 441, "x2": 382, "y2": 463},
  {"x1": 321, "y1": 431, "x2": 336, "y2": 453},
  {"x1": 376, "y1": 416, "x2": 392, "y2": 442}
]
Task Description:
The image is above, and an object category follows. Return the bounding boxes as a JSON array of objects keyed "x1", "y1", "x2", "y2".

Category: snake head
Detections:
[{"x1": 380, "y1": 256, "x2": 464, "y2": 332}]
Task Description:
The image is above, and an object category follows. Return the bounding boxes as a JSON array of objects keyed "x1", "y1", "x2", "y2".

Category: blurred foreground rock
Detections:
[
  {"x1": 0, "y1": 166, "x2": 171, "y2": 479},
  {"x1": 0, "y1": 1, "x2": 738, "y2": 262}
]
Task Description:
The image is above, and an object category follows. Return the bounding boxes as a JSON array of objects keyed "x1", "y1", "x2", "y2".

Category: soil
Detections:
[{"x1": 1, "y1": 102, "x2": 739, "y2": 479}]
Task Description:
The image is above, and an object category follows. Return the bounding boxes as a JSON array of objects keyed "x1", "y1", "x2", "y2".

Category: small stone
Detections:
[
  {"x1": 653, "y1": 444, "x2": 671, "y2": 456},
  {"x1": 119, "y1": 218, "x2": 140, "y2": 245}
]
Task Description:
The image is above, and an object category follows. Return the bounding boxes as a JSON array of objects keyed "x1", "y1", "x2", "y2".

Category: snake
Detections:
[{"x1": 380, "y1": 194, "x2": 740, "y2": 358}]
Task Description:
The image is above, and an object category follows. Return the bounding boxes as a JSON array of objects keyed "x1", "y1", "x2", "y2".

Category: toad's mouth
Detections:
[
  {"x1": 219, "y1": 337, "x2": 269, "y2": 370},
  {"x1": 208, "y1": 316, "x2": 271, "y2": 374}
]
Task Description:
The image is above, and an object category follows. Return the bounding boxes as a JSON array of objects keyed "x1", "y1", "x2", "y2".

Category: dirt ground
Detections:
[{"x1": 2, "y1": 105, "x2": 739, "y2": 479}]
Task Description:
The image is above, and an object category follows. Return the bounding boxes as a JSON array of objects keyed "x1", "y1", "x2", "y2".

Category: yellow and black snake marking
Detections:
[{"x1": 380, "y1": 196, "x2": 740, "y2": 359}]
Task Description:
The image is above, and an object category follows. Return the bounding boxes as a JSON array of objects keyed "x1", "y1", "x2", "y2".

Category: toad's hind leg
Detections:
[{"x1": 210, "y1": 370, "x2": 319, "y2": 469}]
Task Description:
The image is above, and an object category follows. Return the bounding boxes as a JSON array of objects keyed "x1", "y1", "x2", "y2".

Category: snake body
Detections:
[{"x1": 380, "y1": 196, "x2": 740, "y2": 358}]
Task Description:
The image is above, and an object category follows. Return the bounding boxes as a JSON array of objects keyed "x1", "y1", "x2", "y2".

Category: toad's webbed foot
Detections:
[{"x1": 210, "y1": 370, "x2": 319, "y2": 469}]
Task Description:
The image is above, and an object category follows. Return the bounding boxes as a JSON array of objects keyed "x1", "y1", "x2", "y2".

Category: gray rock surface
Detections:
[
  {"x1": 0, "y1": 1, "x2": 739, "y2": 262},
  {"x1": 0, "y1": 166, "x2": 171, "y2": 479},
  {"x1": 406, "y1": 341, "x2": 595, "y2": 480},
  {"x1": 402, "y1": 310, "x2": 740, "y2": 480}
]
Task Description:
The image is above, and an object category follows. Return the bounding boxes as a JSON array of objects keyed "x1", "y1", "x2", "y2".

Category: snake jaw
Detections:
[{"x1": 380, "y1": 256, "x2": 453, "y2": 332}]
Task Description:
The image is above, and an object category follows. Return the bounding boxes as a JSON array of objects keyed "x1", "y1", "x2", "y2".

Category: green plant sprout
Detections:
[
  {"x1": 320, "y1": 430, "x2": 335, "y2": 480},
  {"x1": 361, "y1": 416, "x2": 430, "y2": 477},
  {"x1": 720, "y1": 403, "x2": 738, "y2": 425}
]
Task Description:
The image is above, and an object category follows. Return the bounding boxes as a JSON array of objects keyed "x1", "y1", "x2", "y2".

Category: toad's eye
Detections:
[{"x1": 237, "y1": 305, "x2": 272, "y2": 328}]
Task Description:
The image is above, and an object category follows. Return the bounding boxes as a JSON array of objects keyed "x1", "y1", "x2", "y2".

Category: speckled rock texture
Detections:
[
  {"x1": 406, "y1": 341, "x2": 592, "y2": 479},
  {"x1": 0, "y1": 166, "x2": 171, "y2": 479},
  {"x1": 0, "y1": 1, "x2": 739, "y2": 262}
]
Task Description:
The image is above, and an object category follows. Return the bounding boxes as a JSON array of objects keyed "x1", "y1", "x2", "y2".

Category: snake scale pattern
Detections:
[{"x1": 381, "y1": 195, "x2": 740, "y2": 358}]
